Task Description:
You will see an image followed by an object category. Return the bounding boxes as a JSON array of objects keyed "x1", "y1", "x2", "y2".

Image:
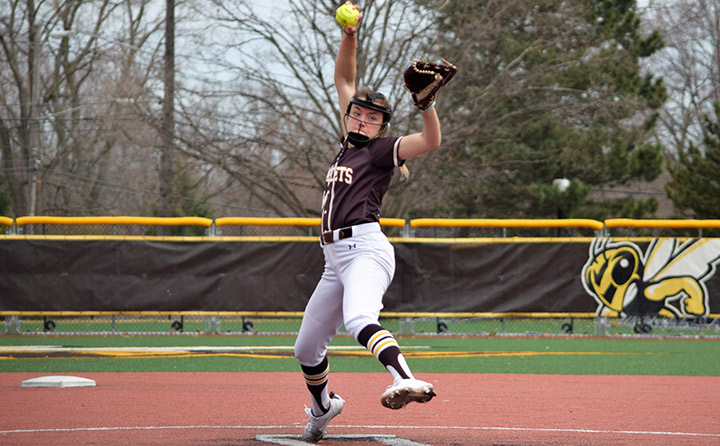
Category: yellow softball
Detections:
[{"x1": 336, "y1": 4, "x2": 359, "y2": 27}]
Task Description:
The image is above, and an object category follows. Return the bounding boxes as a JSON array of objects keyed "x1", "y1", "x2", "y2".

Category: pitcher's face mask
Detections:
[{"x1": 344, "y1": 91, "x2": 392, "y2": 148}]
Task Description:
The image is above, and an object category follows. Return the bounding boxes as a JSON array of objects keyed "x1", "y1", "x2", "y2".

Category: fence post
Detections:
[
  {"x1": 400, "y1": 317, "x2": 415, "y2": 335},
  {"x1": 402, "y1": 221, "x2": 412, "y2": 238},
  {"x1": 205, "y1": 316, "x2": 220, "y2": 334},
  {"x1": 594, "y1": 317, "x2": 609, "y2": 336},
  {"x1": 7, "y1": 316, "x2": 21, "y2": 334}
]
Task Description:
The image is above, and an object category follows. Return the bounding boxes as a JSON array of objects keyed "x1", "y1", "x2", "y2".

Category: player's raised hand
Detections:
[{"x1": 336, "y1": 2, "x2": 363, "y2": 35}]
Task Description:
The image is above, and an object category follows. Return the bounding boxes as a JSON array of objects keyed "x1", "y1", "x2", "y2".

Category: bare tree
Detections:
[
  {"x1": 174, "y1": 0, "x2": 437, "y2": 218},
  {"x1": 0, "y1": 0, "x2": 165, "y2": 218},
  {"x1": 642, "y1": 0, "x2": 720, "y2": 152}
]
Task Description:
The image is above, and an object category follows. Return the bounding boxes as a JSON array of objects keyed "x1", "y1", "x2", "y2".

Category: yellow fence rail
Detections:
[
  {"x1": 604, "y1": 218, "x2": 720, "y2": 229},
  {"x1": 15, "y1": 216, "x2": 214, "y2": 227},
  {"x1": 410, "y1": 218, "x2": 605, "y2": 231},
  {"x1": 2, "y1": 216, "x2": 720, "y2": 238}
]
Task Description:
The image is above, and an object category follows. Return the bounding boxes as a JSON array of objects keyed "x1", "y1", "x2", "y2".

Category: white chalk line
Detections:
[
  {"x1": 0, "y1": 345, "x2": 364, "y2": 352},
  {"x1": 0, "y1": 346, "x2": 430, "y2": 352},
  {"x1": 1, "y1": 424, "x2": 718, "y2": 438},
  {"x1": 0, "y1": 425, "x2": 291, "y2": 435}
]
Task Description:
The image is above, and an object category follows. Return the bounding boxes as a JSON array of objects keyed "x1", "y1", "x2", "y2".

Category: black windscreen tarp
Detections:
[{"x1": 1, "y1": 238, "x2": 718, "y2": 315}]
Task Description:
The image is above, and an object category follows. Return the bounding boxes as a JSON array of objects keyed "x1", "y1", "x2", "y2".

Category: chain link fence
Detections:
[
  {"x1": 2, "y1": 312, "x2": 719, "y2": 338},
  {"x1": 3, "y1": 217, "x2": 720, "y2": 339}
]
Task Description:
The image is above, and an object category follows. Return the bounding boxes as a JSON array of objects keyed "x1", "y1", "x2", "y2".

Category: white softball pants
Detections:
[{"x1": 294, "y1": 223, "x2": 395, "y2": 367}]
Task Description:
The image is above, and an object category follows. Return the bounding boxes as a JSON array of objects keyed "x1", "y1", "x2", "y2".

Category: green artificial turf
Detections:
[{"x1": 1, "y1": 335, "x2": 718, "y2": 376}]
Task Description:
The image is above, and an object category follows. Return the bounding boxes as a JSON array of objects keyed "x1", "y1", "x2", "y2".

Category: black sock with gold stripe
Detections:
[
  {"x1": 301, "y1": 357, "x2": 330, "y2": 415},
  {"x1": 357, "y1": 324, "x2": 413, "y2": 381}
]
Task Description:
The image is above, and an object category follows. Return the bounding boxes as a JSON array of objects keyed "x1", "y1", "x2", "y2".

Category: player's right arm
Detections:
[
  {"x1": 398, "y1": 108, "x2": 442, "y2": 161},
  {"x1": 334, "y1": 3, "x2": 362, "y2": 133}
]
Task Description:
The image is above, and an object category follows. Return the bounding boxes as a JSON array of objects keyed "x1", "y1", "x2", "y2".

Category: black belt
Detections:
[{"x1": 320, "y1": 227, "x2": 353, "y2": 245}]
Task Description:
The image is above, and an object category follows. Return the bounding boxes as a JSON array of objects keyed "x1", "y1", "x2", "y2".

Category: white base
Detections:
[{"x1": 21, "y1": 376, "x2": 96, "y2": 388}]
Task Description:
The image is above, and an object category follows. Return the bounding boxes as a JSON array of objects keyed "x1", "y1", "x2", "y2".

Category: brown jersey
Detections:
[{"x1": 321, "y1": 136, "x2": 404, "y2": 232}]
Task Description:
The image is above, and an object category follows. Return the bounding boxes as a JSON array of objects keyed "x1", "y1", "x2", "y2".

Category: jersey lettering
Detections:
[{"x1": 326, "y1": 165, "x2": 354, "y2": 185}]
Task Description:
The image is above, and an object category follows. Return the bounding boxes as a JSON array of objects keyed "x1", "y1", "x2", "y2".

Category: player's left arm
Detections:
[{"x1": 397, "y1": 108, "x2": 442, "y2": 161}]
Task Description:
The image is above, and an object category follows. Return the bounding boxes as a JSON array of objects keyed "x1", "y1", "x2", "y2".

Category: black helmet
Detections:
[{"x1": 346, "y1": 91, "x2": 392, "y2": 126}]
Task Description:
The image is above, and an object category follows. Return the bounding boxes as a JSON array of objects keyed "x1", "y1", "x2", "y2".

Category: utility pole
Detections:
[
  {"x1": 27, "y1": 19, "x2": 40, "y2": 220},
  {"x1": 158, "y1": 0, "x2": 175, "y2": 233}
]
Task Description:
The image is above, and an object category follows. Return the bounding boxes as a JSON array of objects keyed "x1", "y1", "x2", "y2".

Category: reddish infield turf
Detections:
[{"x1": 1, "y1": 372, "x2": 719, "y2": 445}]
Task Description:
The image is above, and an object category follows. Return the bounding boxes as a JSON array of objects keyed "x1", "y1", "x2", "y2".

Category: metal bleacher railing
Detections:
[{"x1": 2, "y1": 216, "x2": 720, "y2": 338}]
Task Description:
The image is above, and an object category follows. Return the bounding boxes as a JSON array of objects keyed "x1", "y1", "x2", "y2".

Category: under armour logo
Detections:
[{"x1": 348, "y1": 243, "x2": 356, "y2": 250}]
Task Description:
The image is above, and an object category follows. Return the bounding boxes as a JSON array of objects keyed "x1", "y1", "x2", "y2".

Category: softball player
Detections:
[{"x1": 294, "y1": 3, "x2": 453, "y2": 442}]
